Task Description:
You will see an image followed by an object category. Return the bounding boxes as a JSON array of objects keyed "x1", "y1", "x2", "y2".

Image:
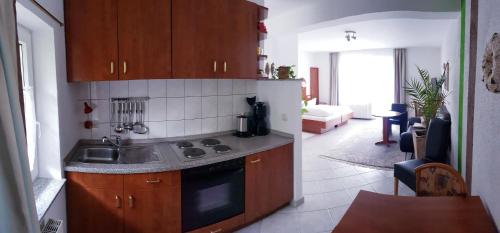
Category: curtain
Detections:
[
  {"x1": 394, "y1": 48, "x2": 407, "y2": 104},
  {"x1": 329, "y1": 52, "x2": 339, "y2": 105},
  {"x1": 0, "y1": 1, "x2": 40, "y2": 233}
]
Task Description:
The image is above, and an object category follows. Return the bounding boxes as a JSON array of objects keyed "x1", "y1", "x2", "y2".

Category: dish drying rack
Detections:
[{"x1": 111, "y1": 97, "x2": 150, "y2": 135}]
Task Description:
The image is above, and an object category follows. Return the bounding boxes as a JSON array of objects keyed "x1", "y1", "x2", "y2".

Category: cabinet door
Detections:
[
  {"x1": 245, "y1": 144, "x2": 294, "y2": 223},
  {"x1": 220, "y1": 0, "x2": 258, "y2": 79},
  {"x1": 245, "y1": 153, "x2": 267, "y2": 223},
  {"x1": 265, "y1": 143, "x2": 294, "y2": 212},
  {"x1": 118, "y1": 0, "x2": 172, "y2": 80},
  {"x1": 124, "y1": 171, "x2": 181, "y2": 233},
  {"x1": 65, "y1": 0, "x2": 118, "y2": 82},
  {"x1": 172, "y1": 0, "x2": 220, "y2": 78},
  {"x1": 67, "y1": 173, "x2": 124, "y2": 233}
]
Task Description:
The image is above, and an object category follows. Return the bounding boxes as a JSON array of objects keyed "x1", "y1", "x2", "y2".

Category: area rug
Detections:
[{"x1": 319, "y1": 119, "x2": 406, "y2": 169}]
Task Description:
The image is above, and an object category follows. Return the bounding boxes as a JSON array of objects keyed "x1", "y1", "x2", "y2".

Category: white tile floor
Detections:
[{"x1": 236, "y1": 130, "x2": 415, "y2": 233}]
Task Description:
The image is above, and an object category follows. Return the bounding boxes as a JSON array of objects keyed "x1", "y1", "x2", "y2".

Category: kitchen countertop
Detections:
[{"x1": 64, "y1": 130, "x2": 294, "y2": 174}]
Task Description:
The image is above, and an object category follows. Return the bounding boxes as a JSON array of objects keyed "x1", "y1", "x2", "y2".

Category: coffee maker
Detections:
[{"x1": 253, "y1": 102, "x2": 269, "y2": 136}]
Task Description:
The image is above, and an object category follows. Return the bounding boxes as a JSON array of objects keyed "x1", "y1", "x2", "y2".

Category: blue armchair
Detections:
[
  {"x1": 393, "y1": 117, "x2": 451, "y2": 195},
  {"x1": 389, "y1": 104, "x2": 408, "y2": 135}
]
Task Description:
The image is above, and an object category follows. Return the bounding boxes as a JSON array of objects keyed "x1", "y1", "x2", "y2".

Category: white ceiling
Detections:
[{"x1": 298, "y1": 18, "x2": 457, "y2": 52}]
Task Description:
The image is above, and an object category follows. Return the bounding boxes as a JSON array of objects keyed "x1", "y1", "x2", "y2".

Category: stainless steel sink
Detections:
[{"x1": 75, "y1": 145, "x2": 161, "y2": 164}]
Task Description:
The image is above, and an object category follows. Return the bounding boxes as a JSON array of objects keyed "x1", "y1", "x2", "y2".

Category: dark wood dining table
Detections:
[
  {"x1": 372, "y1": 111, "x2": 401, "y2": 147},
  {"x1": 332, "y1": 191, "x2": 497, "y2": 233}
]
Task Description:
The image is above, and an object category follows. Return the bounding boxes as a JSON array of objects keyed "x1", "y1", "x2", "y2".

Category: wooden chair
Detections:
[{"x1": 415, "y1": 163, "x2": 467, "y2": 197}]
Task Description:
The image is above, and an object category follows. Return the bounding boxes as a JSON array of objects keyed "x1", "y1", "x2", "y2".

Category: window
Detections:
[
  {"x1": 338, "y1": 49, "x2": 395, "y2": 113},
  {"x1": 17, "y1": 25, "x2": 39, "y2": 180}
]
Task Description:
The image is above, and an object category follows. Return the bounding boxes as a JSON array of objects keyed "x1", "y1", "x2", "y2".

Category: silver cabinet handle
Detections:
[
  {"x1": 213, "y1": 61, "x2": 217, "y2": 73},
  {"x1": 115, "y1": 195, "x2": 121, "y2": 208},
  {"x1": 250, "y1": 159, "x2": 261, "y2": 164},
  {"x1": 123, "y1": 61, "x2": 127, "y2": 74},
  {"x1": 128, "y1": 195, "x2": 134, "y2": 208},
  {"x1": 110, "y1": 61, "x2": 114, "y2": 74},
  {"x1": 224, "y1": 61, "x2": 227, "y2": 73},
  {"x1": 145, "y1": 178, "x2": 161, "y2": 184}
]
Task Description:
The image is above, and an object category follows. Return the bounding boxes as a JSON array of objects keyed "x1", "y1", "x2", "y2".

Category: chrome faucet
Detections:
[{"x1": 102, "y1": 135, "x2": 122, "y2": 148}]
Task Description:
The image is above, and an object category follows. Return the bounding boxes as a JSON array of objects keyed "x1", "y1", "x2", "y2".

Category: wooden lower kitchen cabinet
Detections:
[
  {"x1": 245, "y1": 143, "x2": 294, "y2": 223},
  {"x1": 66, "y1": 171, "x2": 181, "y2": 233},
  {"x1": 67, "y1": 173, "x2": 124, "y2": 233},
  {"x1": 124, "y1": 172, "x2": 181, "y2": 233}
]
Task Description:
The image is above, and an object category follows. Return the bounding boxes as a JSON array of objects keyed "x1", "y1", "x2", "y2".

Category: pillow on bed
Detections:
[
  {"x1": 306, "y1": 98, "x2": 317, "y2": 106},
  {"x1": 304, "y1": 105, "x2": 337, "y2": 117}
]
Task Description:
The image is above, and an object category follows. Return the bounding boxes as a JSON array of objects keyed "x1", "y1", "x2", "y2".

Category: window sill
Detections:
[{"x1": 33, "y1": 177, "x2": 66, "y2": 221}]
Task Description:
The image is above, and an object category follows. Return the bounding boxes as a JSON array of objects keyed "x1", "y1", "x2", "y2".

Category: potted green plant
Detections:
[
  {"x1": 277, "y1": 65, "x2": 296, "y2": 79},
  {"x1": 405, "y1": 67, "x2": 448, "y2": 127}
]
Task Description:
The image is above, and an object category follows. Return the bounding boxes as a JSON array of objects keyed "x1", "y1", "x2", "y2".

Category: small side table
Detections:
[
  {"x1": 411, "y1": 125, "x2": 427, "y2": 160},
  {"x1": 372, "y1": 111, "x2": 402, "y2": 147}
]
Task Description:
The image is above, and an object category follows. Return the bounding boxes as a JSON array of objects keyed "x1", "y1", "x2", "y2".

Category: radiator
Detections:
[
  {"x1": 348, "y1": 103, "x2": 372, "y2": 119},
  {"x1": 41, "y1": 219, "x2": 64, "y2": 233}
]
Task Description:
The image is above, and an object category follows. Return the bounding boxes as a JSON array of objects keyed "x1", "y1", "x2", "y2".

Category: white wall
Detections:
[
  {"x1": 265, "y1": 0, "x2": 460, "y2": 71},
  {"x1": 440, "y1": 17, "x2": 461, "y2": 170},
  {"x1": 257, "y1": 80, "x2": 303, "y2": 202},
  {"x1": 472, "y1": 0, "x2": 500, "y2": 227}
]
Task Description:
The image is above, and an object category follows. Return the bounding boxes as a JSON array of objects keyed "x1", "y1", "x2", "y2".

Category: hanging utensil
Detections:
[
  {"x1": 136, "y1": 101, "x2": 149, "y2": 134},
  {"x1": 114, "y1": 102, "x2": 124, "y2": 133},
  {"x1": 132, "y1": 101, "x2": 142, "y2": 133}
]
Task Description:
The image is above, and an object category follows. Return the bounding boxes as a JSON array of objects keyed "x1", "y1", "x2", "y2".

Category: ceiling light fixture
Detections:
[{"x1": 345, "y1": 30, "x2": 357, "y2": 42}]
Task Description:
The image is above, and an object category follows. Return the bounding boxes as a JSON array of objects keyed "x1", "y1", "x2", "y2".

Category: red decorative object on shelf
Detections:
[
  {"x1": 84, "y1": 102, "x2": 93, "y2": 114},
  {"x1": 258, "y1": 22, "x2": 267, "y2": 33}
]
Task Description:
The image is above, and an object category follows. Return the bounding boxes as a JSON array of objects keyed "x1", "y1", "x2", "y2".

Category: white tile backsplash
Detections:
[
  {"x1": 185, "y1": 119, "x2": 202, "y2": 135},
  {"x1": 76, "y1": 83, "x2": 90, "y2": 100},
  {"x1": 167, "y1": 120, "x2": 185, "y2": 137},
  {"x1": 185, "y1": 79, "x2": 202, "y2": 97},
  {"x1": 218, "y1": 95, "x2": 233, "y2": 116},
  {"x1": 110, "y1": 80, "x2": 129, "y2": 98},
  {"x1": 81, "y1": 79, "x2": 256, "y2": 139},
  {"x1": 202, "y1": 79, "x2": 218, "y2": 96},
  {"x1": 202, "y1": 118, "x2": 218, "y2": 134},
  {"x1": 129, "y1": 80, "x2": 148, "y2": 97},
  {"x1": 185, "y1": 97, "x2": 202, "y2": 119},
  {"x1": 148, "y1": 80, "x2": 167, "y2": 97},
  {"x1": 90, "y1": 81, "x2": 110, "y2": 100},
  {"x1": 148, "y1": 98, "x2": 167, "y2": 121},
  {"x1": 148, "y1": 121, "x2": 167, "y2": 138},
  {"x1": 167, "y1": 80, "x2": 185, "y2": 97},
  {"x1": 202, "y1": 96, "x2": 218, "y2": 118},
  {"x1": 166, "y1": 98, "x2": 185, "y2": 120},
  {"x1": 218, "y1": 80, "x2": 233, "y2": 95},
  {"x1": 233, "y1": 80, "x2": 246, "y2": 95}
]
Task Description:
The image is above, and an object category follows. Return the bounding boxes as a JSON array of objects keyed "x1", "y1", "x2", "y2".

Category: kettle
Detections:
[{"x1": 234, "y1": 115, "x2": 251, "y2": 137}]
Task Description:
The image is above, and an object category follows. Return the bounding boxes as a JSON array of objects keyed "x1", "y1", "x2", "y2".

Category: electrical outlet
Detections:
[{"x1": 281, "y1": 113, "x2": 288, "y2": 122}]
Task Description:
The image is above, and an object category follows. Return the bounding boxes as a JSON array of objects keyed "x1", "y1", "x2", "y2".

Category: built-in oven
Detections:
[{"x1": 181, "y1": 158, "x2": 245, "y2": 232}]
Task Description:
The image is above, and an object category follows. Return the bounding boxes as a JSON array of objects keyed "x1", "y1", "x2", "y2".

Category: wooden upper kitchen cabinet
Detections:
[
  {"x1": 123, "y1": 171, "x2": 181, "y2": 233},
  {"x1": 67, "y1": 173, "x2": 124, "y2": 233},
  {"x1": 118, "y1": 0, "x2": 172, "y2": 80},
  {"x1": 220, "y1": 0, "x2": 259, "y2": 79},
  {"x1": 172, "y1": 0, "x2": 259, "y2": 79},
  {"x1": 67, "y1": 171, "x2": 181, "y2": 233},
  {"x1": 65, "y1": 0, "x2": 118, "y2": 82},
  {"x1": 172, "y1": 0, "x2": 220, "y2": 78},
  {"x1": 245, "y1": 143, "x2": 294, "y2": 223},
  {"x1": 65, "y1": 0, "x2": 172, "y2": 82}
]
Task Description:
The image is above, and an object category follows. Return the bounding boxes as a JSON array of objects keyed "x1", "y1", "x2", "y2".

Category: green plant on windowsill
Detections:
[{"x1": 405, "y1": 66, "x2": 449, "y2": 127}]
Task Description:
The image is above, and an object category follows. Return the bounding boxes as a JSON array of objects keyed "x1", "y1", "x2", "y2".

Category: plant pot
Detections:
[{"x1": 278, "y1": 66, "x2": 291, "y2": 79}]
